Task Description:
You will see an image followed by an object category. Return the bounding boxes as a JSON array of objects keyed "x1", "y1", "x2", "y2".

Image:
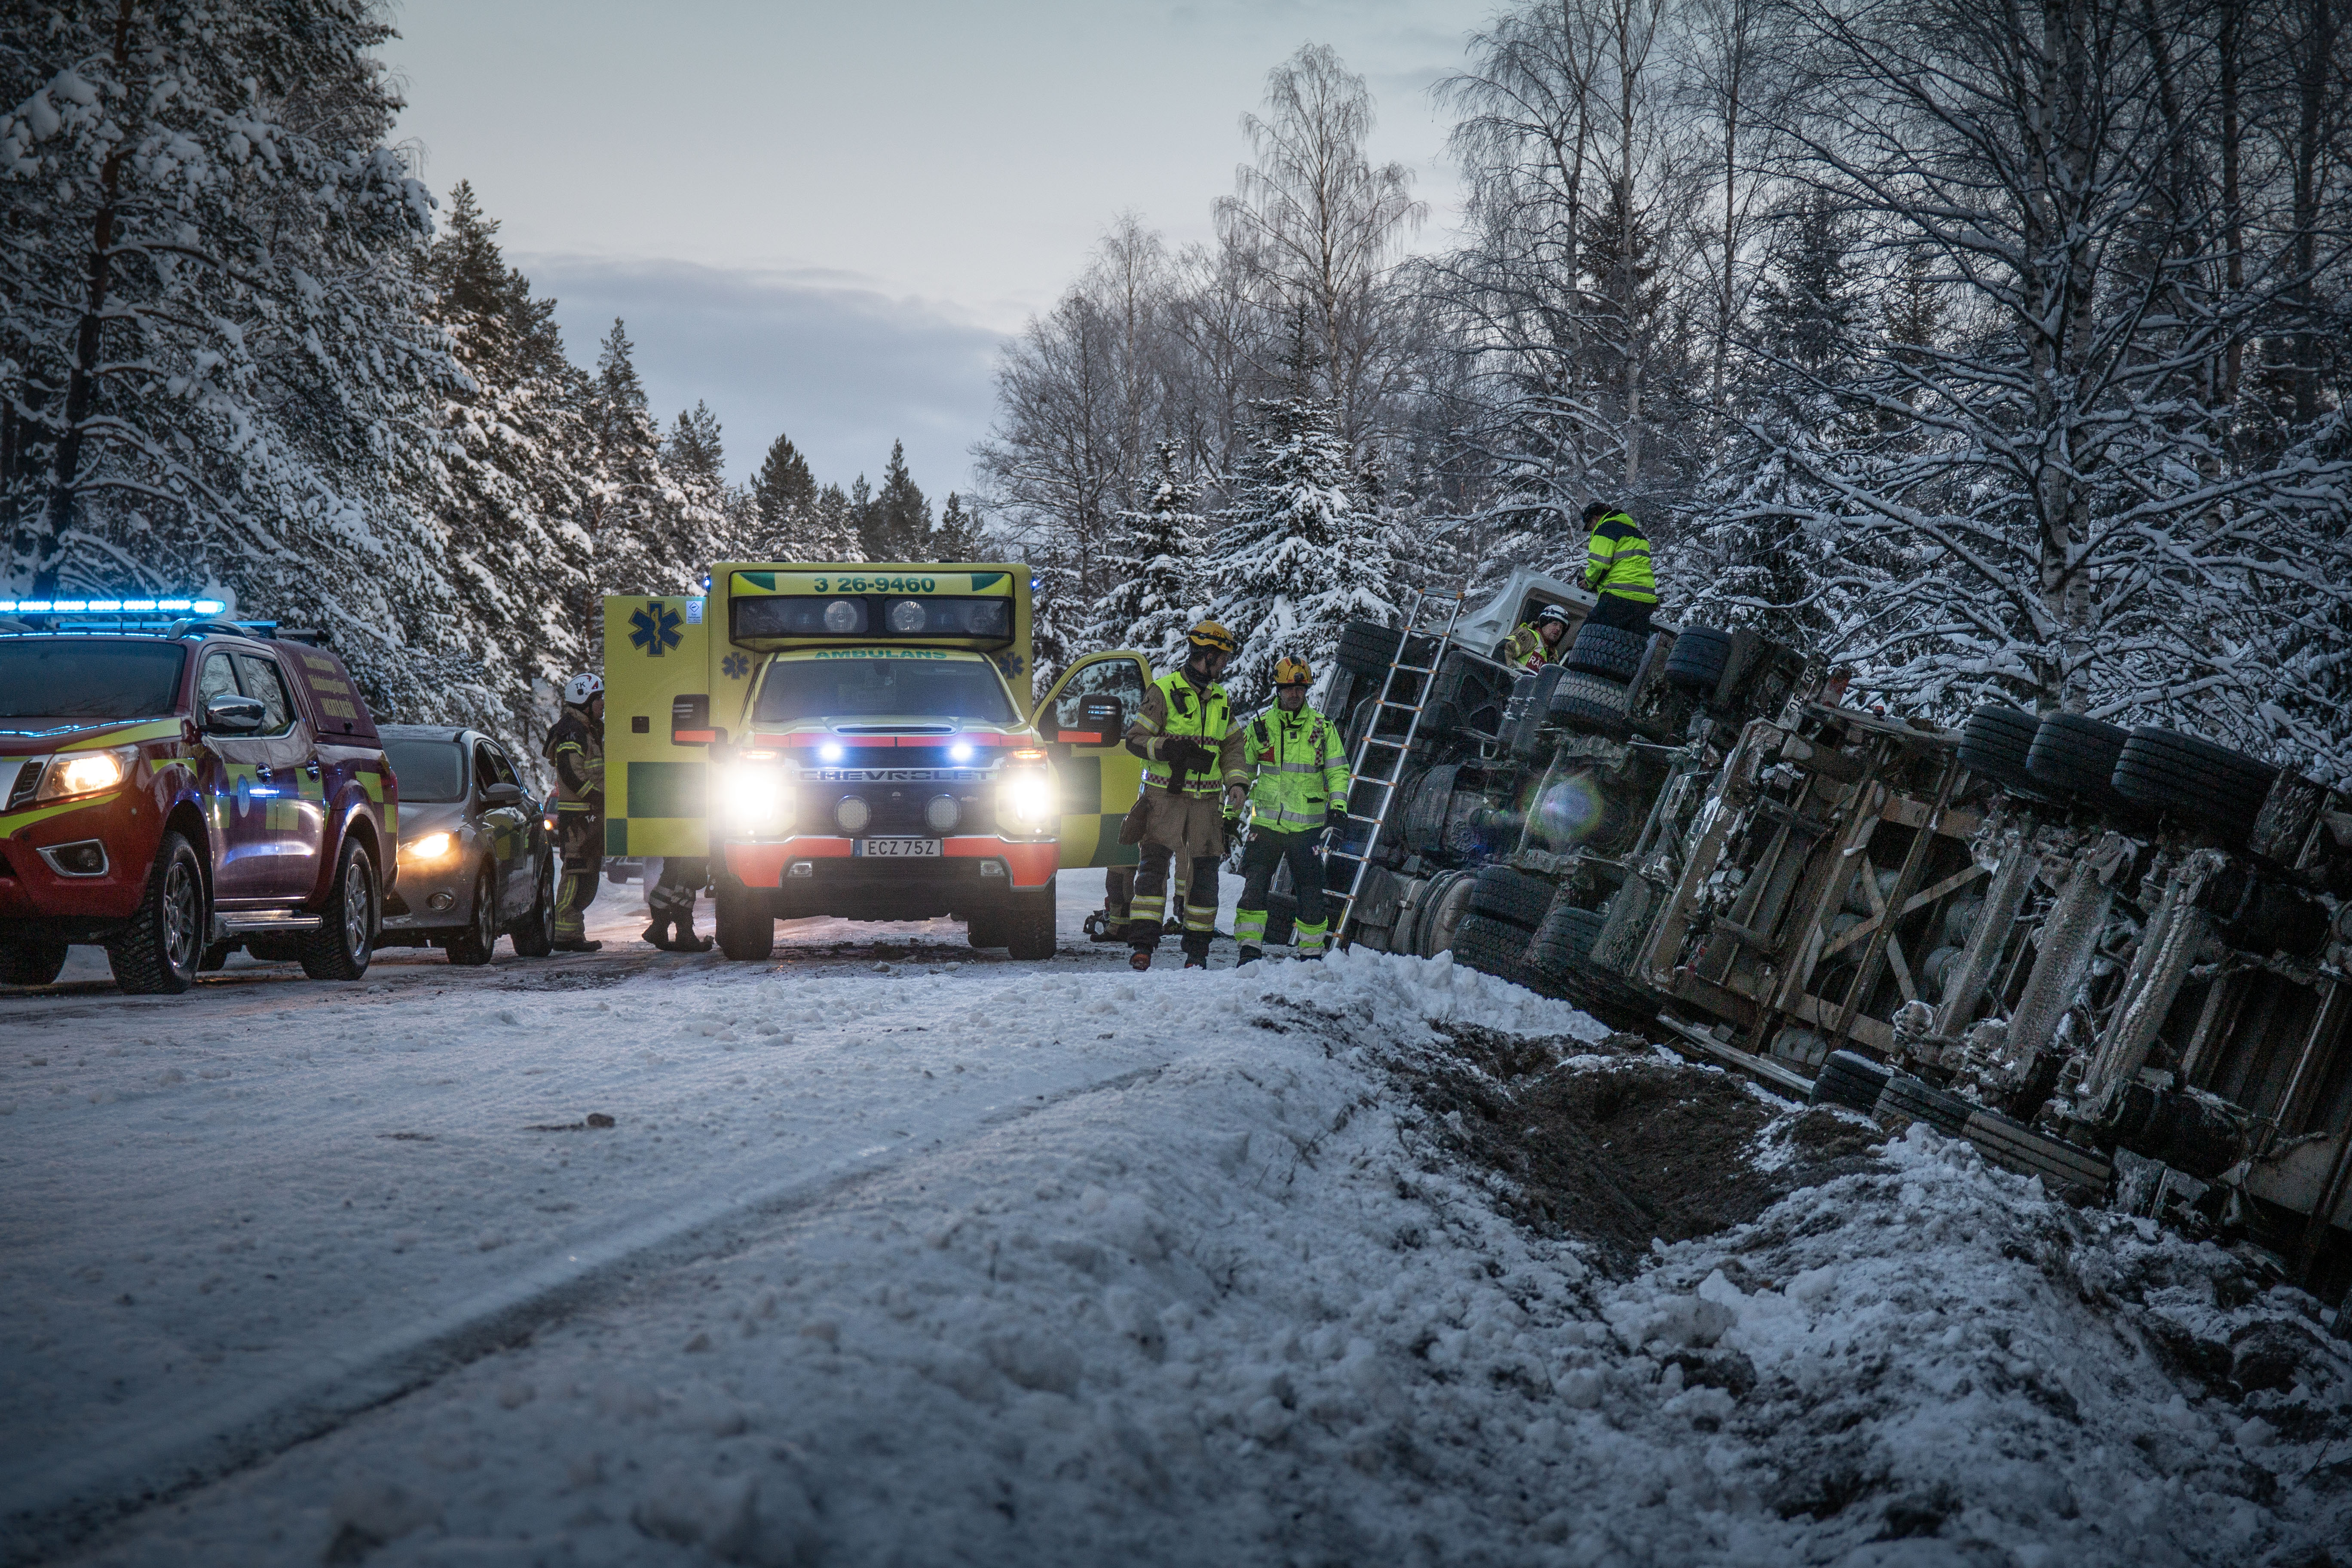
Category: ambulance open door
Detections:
[{"x1": 1034, "y1": 651, "x2": 1152, "y2": 869}]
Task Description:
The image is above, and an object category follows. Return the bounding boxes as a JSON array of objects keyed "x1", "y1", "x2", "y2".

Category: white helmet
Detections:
[{"x1": 563, "y1": 672, "x2": 603, "y2": 707}]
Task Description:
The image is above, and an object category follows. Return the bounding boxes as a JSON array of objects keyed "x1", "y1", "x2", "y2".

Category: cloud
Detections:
[{"x1": 519, "y1": 255, "x2": 1008, "y2": 498}]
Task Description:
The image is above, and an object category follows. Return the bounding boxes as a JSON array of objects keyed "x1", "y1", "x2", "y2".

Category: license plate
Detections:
[{"x1": 854, "y1": 837, "x2": 941, "y2": 858}]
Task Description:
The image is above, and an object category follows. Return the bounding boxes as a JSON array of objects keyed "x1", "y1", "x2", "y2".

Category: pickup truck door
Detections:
[
  {"x1": 230, "y1": 652, "x2": 326, "y2": 902},
  {"x1": 1035, "y1": 652, "x2": 1150, "y2": 868},
  {"x1": 194, "y1": 651, "x2": 283, "y2": 902}
]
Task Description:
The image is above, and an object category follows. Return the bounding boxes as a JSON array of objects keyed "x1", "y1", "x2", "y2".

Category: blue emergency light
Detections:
[{"x1": 0, "y1": 597, "x2": 227, "y2": 615}]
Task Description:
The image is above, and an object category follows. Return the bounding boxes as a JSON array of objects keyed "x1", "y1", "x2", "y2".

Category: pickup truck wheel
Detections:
[
  {"x1": 1004, "y1": 885, "x2": 1057, "y2": 961},
  {"x1": 444, "y1": 865, "x2": 499, "y2": 966},
  {"x1": 715, "y1": 881, "x2": 775, "y2": 961},
  {"x1": 510, "y1": 859, "x2": 556, "y2": 957},
  {"x1": 108, "y1": 831, "x2": 205, "y2": 995},
  {"x1": 1, "y1": 937, "x2": 70, "y2": 986},
  {"x1": 299, "y1": 838, "x2": 377, "y2": 981}
]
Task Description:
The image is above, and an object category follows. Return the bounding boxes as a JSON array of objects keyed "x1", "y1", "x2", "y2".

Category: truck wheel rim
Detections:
[
  {"x1": 163, "y1": 857, "x2": 199, "y2": 972},
  {"x1": 344, "y1": 860, "x2": 372, "y2": 958}
]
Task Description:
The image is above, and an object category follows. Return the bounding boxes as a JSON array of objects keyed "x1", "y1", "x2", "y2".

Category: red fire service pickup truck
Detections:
[{"x1": 0, "y1": 603, "x2": 396, "y2": 993}]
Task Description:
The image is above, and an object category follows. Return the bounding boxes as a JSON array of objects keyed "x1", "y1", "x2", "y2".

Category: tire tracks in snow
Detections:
[{"x1": 0, "y1": 1062, "x2": 1167, "y2": 1567}]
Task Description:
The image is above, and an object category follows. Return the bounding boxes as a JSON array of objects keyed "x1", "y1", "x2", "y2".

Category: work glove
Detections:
[
  {"x1": 1160, "y1": 737, "x2": 1213, "y2": 774},
  {"x1": 1325, "y1": 804, "x2": 1348, "y2": 830}
]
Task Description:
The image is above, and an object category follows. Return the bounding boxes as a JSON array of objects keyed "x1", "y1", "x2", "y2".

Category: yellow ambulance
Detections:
[{"x1": 602, "y1": 563, "x2": 1152, "y2": 961}]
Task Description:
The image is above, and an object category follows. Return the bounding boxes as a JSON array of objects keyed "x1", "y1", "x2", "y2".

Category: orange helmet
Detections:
[
  {"x1": 1186, "y1": 620, "x2": 1237, "y2": 655},
  {"x1": 1273, "y1": 656, "x2": 1314, "y2": 687}
]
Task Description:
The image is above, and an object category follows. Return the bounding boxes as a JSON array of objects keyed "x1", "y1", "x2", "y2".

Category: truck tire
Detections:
[
  {"x1": 1526, "y1": 902, "x2": 1606, "y2": 974},
  {"x1": 1959, "y1": 705, "x2": 2042, "y2": 794},
  {"x1": 107, "y1": 830, "x2": 208, "y2": 995},
  {"x1": 2024, "y1": 713, "x2": 2129, "y2": 802},
  {"x1": 1450, "y1": 912, "x2": 1533, "y2": 986},
  {"x1": 1960, "y1": 1109, "x2": 2110, "y2": 1194},
  {"x1": 1471, "y1": 865, "x2": 1556, "y2": 931},
  {"x1": 1, "y1": 937, "x2": 70, "y2": 986},
  {"x1": 966, "y1": 914, "x2": 1005, "y2": 949},
  {"x1": 1810, "y1": 1050, "x2": 1892, "y2": 1114},
  {"x1": 1005, "y1": 885, "x2": 1058, "y2": 960},
  {"x1": 1665, "y1": 628, "x2": 1733, "y2": 692},
  {"x1": 1563, "y1": 623, "x2": 1645, "y2": 683},
  {"x1": 715, "y1": 880, "x2": 775, "y2": 961},
  {"x1": 1550, "y1": 671, "x2": 1632, "y2": 738},
  {"x1": 299, "y1": 837, "x2": 378, "y2": 981},
  {"x1": 510, "y1": 860, "x2": 556, "y2": 957},
  {"x1": 442, "y1": 864, "x2": 499, "y2": 966},
  {"x1": 2111, "y1": 727, "x2": 2279, "y2": 843},
  {"x1": 1878, "y1": 1072, "x2": 1971, "y2": 1136}
]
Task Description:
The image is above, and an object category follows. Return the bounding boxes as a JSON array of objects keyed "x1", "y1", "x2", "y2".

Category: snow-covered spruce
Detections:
[
  {"x1": 52, "y1": 946, "x2": 2349, "y2": 1568},
  {"x1": 1090, "y1": 440, "x2": 1210, "y2": 671}
]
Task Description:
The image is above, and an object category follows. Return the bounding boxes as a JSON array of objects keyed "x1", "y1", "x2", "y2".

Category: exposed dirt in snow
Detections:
[{"x1": 1393, "y1": 1023, "x2": 1886, "y2": 1270}]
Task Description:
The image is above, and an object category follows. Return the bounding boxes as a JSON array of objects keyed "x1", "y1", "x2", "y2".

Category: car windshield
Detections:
[
  {"x1": 0, "y1": 641, "x2": 185, "y2": 719},
  {"x1": 754, "y1": 657, "x2": 1018, "y2": 726},
  {"x1": 384, "y1": 738, "x2": 466, "y2": 802}
]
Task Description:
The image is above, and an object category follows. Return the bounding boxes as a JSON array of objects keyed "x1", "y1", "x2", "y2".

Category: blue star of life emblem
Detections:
[
  {"x1": 722, "y1": 652, "x2": 751, "y2": 681},
  {"x1": 629, "y1": 600, "x2": 683, "y2": 657}
]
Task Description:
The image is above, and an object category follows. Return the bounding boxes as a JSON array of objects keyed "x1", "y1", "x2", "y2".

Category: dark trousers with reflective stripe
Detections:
[
  {"x1": 1586, "y1": 592, "x2": 1656, "y2": 635},
  {"x1": 1235, "y1": 828, "x2": 1326, "y2": 954},
  {"x1": 554, "y1": 811, "x2": 603, "y2": 940}
]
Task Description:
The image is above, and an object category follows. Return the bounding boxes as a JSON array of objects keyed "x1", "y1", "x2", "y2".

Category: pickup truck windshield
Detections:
[
  {"x1": 383, "y1": 738, "x2": 465, "y2": 802},
  {"x1": 754, "y1": 658, "x2": 1017, "y2": 726},
  {"x1": 0, "y1": 642, "x2": 186, "y2": 719}
]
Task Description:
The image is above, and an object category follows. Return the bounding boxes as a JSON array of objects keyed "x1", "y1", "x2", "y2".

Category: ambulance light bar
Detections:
[{"x1": 0, "y1": 598, "x2": 228, "y2": 615}]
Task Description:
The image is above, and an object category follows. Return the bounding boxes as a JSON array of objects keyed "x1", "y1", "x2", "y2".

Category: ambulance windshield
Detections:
[{"x1": 754, "y1": 657, "x2": 1017, "y2": 726}]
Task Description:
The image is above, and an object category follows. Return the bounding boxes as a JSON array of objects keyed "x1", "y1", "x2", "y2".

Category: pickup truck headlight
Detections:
[
  {"x1": 35, "y1": 746, "x2": 136, "y2": 802},
  {"x1": 723, "y1": 765, "x2": 793, "y2": 831}
]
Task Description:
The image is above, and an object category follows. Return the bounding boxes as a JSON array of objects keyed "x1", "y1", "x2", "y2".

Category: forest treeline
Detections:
[{"x1": 3, "y1": 1, "x2": 2349, "y2": 779}]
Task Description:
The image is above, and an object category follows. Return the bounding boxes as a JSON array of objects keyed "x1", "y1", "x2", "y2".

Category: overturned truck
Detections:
[{"x1": 1318, "y1": 579, "x2": 2352, "y2": 1304}]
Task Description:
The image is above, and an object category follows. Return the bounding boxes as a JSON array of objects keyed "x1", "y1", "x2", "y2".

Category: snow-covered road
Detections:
[{"x1": 5, "y1": 874, "x2": 2349, "y2": 1567}]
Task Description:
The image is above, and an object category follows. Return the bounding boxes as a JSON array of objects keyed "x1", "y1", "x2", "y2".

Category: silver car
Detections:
[{"x1": 378, "y1": 726, "x2": 555, "y2": 963}]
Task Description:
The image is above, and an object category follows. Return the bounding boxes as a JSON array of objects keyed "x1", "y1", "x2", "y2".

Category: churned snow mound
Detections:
[{"x1": 55, "y1": 948, "x2": 2352, "y2": 1568}]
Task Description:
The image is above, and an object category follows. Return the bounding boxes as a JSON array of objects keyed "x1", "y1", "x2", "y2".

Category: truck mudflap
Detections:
[{"x1": 727, "y1": 836, "x2": 1057, "y2": 891}]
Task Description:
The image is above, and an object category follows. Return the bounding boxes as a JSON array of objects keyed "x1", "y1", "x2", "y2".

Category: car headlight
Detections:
[
  {"x1": 999, "y1": 771, "x2": 1055, "y2": 828},
  {"x1": 407, "y1": 831, "x2": 456, "y2": 861},
  {"x1": 36, "y1": 746, "x2": 135, "y2": 802},
  {"x1": 723, "y1": 766, "x2": 792, "y2": 830}
]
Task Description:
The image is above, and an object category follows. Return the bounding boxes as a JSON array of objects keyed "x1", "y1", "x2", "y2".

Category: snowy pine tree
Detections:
[
  {"x1": 584, "y1": 320, "x2": 688, "y2": 616},
  {"x1": 662, "y1": 399, "x2": 732, "y2": 567},
  {"x1": 863, "y1": 441, "x2": 931, "y2": 561},
  {"x1": 749, "y1": 432, "x2": 817, "y2": 555},
  {"x1": 1091, "y1": 441, "x2": 1205, "y2": 668},
  {"x1": 1210, "y1": 389, "x2": 1396, "y2": 708},
  {"x1": 934, "y1": 492, "x2": 985, "y2": 561}
]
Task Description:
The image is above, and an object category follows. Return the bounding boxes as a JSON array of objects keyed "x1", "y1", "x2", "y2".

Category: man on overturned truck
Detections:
[
  {"x1": 1121, "y1": 621, "x2": 1249, "y2": 971},
  {"x1": 1233, "y1": 656, "x2": 1350, "y2": 965}
]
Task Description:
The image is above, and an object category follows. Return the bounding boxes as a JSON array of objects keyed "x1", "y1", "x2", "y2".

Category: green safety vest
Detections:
[
  {"x1": 1243, "y1": 707, "x2": 1349, "y2": 831},
  {"x1": 1139, "y1": 671, "x2": 1234, "y2": 798},
  {"x1": 1584, "y1": 511, "x2": 1657, "y2": 604}
]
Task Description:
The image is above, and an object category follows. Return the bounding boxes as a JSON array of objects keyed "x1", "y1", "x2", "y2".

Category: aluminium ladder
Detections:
[{"x1": 1324, "y1": 590, "x2": 1467, "y2": 950}]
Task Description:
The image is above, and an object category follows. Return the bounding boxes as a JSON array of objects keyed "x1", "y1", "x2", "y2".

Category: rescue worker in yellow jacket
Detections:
[
  {"x1": 1581, "y1": 500, "x2": 1659, "y2": 634},
  {"x1": 1499, "y1": 603, "x2": 1574, "y2": 671},
  {"x1": 1122, "y1": 621, "x2": 1249, "y2": 970},
  {"x1": 544, "y1": 673, "x2": 606, "y2": 952},
  {"x1": 1234, "y1": 657, "x2": 1350, "y2": 964}
]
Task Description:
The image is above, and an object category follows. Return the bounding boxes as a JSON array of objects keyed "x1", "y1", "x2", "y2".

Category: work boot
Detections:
[
  {"x1": 1183, "y1": 955, "x2": 1209, "y2": 971},
  {"x1": 1236, "y1": 947, "x2": 1262, "y2": 967},
  {"x1": 642, "y1": 916, "x2": 673, "y2": 949},
  {"x1": 553, "y1": 937, "x2": 602, "y2": 953},
  {"x1": 674, "y1": 924, "x2": 713, "y2": 953},
  {"x1": 1128, "y1": 947, "x2": 1153, "y2": 972}
]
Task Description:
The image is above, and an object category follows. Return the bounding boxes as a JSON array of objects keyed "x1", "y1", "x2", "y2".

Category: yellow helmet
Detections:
[
  {"x1": 1273, "y1": 656, "x2": 1314, "y2": 687},
  {"x1": 1186, "y1": 620, "x2": 1237, "y2": 655}
]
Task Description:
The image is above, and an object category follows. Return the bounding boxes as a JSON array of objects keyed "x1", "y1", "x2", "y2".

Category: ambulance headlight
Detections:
[
  {"x1": 723, "y1": 767, "x2": 792, "y2": 831},
  {"x1": 998, "y1": 772, "x2": 1054, "y2": 829}
]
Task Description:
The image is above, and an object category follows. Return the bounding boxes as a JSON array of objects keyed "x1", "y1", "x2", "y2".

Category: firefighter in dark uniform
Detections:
[
  {"x1": 545, "y1": 672, "x2": 606, "y2": 952},
  {"x1": 1581, "y1": 501, "x2": 1659, "y2": 634},
  {"x1": 643, "y1": 857, "x2": 710, "y2": 952},
  {"x1": 1234, "y1": 656, "x2": 1350, "y2": 964},
  {"x1": 1122, "y1": 621, "x2": 1248, "y2": 971}
]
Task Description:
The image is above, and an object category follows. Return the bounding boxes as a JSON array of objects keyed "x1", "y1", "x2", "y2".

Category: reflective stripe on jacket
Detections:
[
  {"x1": 544, "y1": 706, "x2": 605, "y2": 813},
  {"x1": 1583, "y1": 511, "x2": 1657, "y2": 604},
  {"x1": 1243, "y1": 707, "x2": 1349, "y2": 830},
  {"x1": 1131, "y1": 671, "x2": 1244, "y2": 797}
]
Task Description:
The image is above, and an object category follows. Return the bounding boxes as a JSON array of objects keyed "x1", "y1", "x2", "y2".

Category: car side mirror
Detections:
[
  {"x1": 202, "y1": 693, "x2": 266, "y2": 733},
  {"x1": 1076, "y1": 694, "x2": 1124, "y2": 746},
  {"x1": 481, "y1": 781, "x2": 524, "y2": 806}
]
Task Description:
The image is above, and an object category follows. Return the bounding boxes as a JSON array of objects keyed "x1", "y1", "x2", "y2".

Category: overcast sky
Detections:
[{"x1": 379, "y1": 0, "x2": 1488, "y2": 501}]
